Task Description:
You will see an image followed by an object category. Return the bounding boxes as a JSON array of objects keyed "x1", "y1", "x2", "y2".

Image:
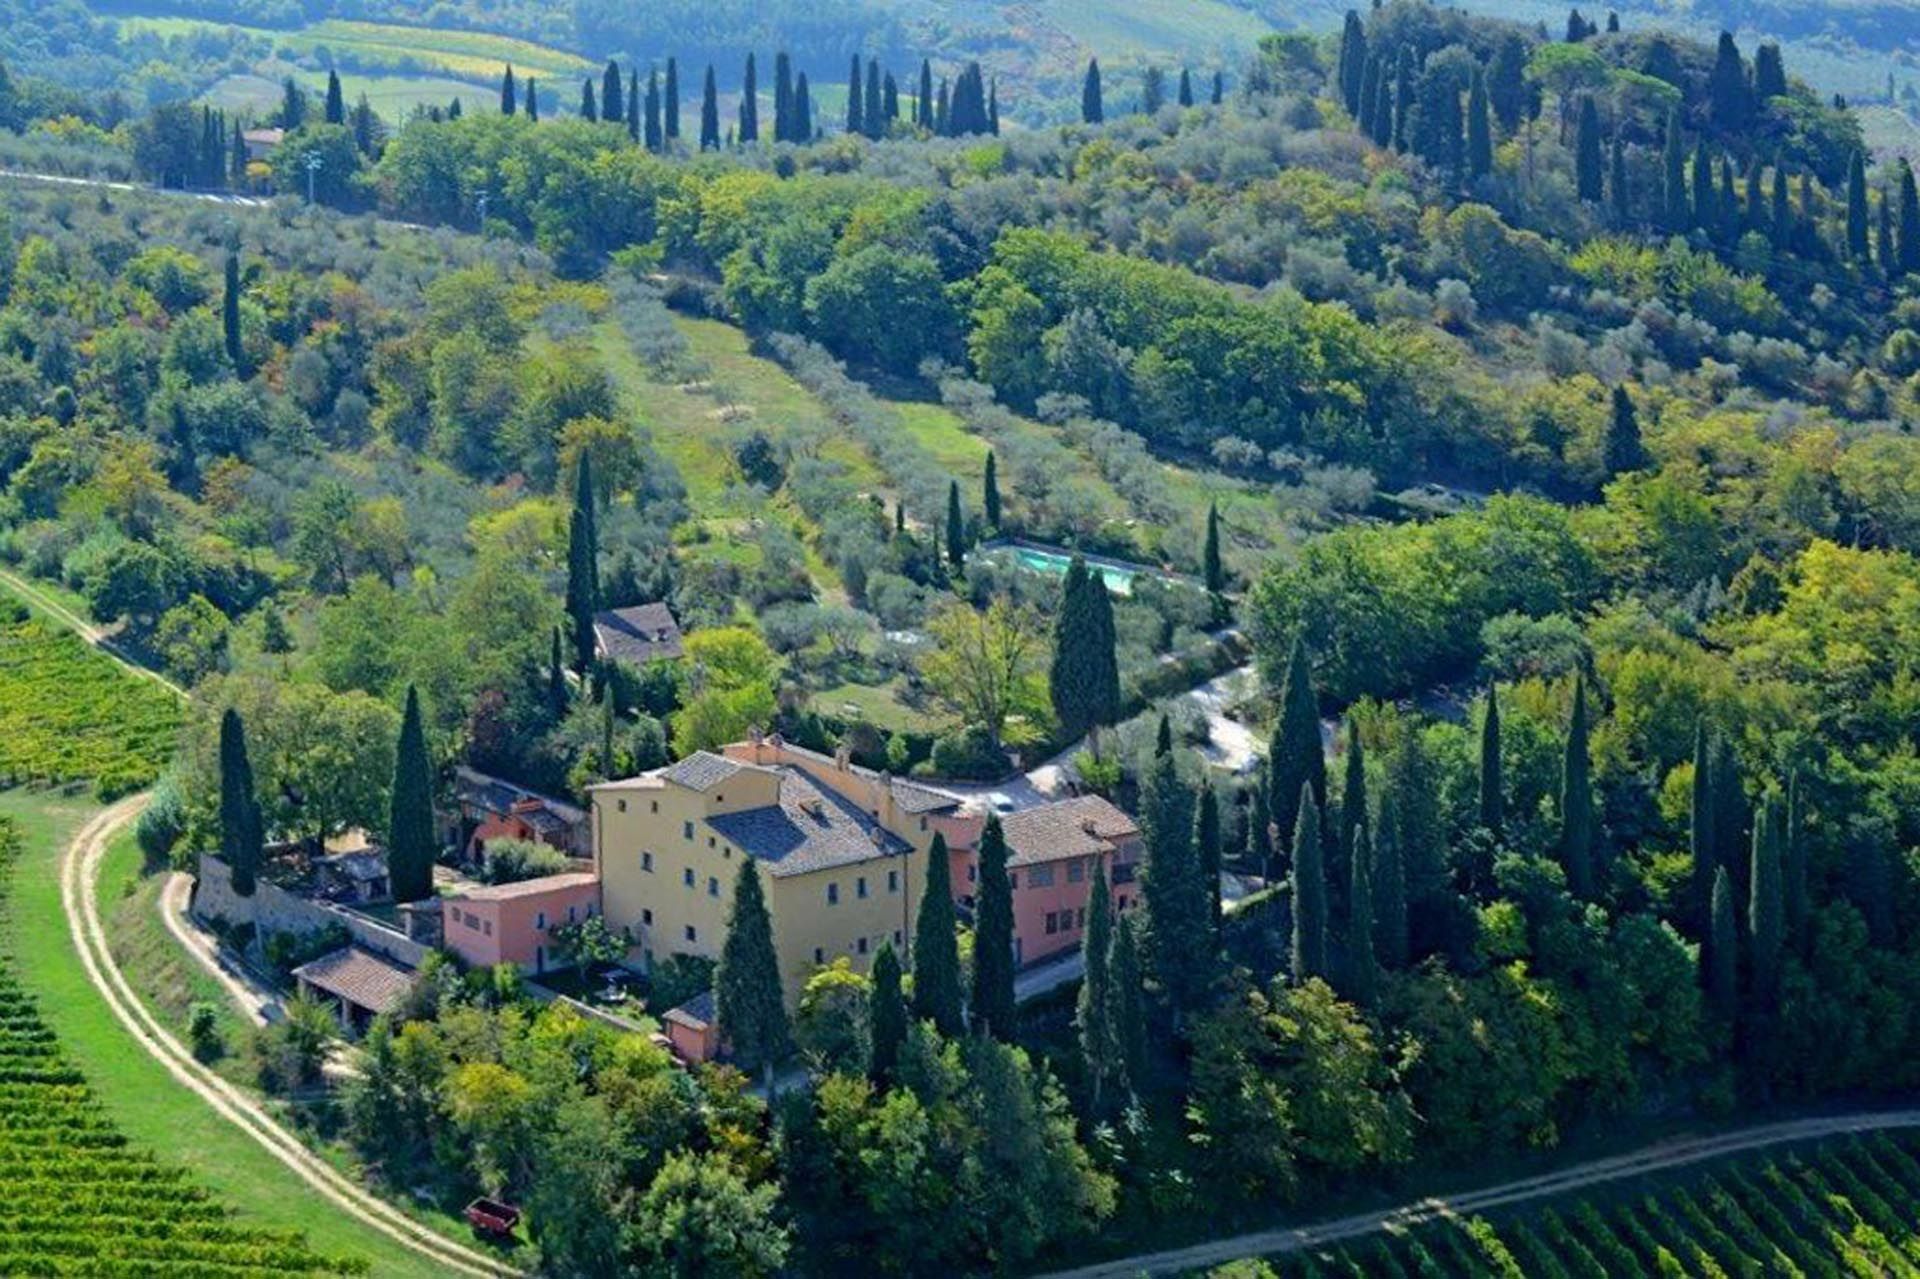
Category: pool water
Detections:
[{"x1": 1008, "y1": 547, "x2": 1141, "y2": 594}]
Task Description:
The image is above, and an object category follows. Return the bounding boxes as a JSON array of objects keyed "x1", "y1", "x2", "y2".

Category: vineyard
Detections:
[
  {"x1": 0, "y1": 819, "x2": 358, "y2": 1275},
  {"x1": 0, "y1": 611, "x2": 179, "y2": 798},
  {"x1": 1239, "y1": 1132, "x2": 1920, "y2": 1279}
]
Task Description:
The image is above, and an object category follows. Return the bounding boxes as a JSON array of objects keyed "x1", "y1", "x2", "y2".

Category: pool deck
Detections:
[{"x1": 971, "y1": 538, "x2": 1198, "y2": 591}]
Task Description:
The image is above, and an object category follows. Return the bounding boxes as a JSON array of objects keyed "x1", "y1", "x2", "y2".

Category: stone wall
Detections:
[{"x1": 193, "y1": 854, "x2": 427, "y2": 970}]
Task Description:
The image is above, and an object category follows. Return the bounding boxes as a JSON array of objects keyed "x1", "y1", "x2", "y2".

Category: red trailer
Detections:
[{"x1": 464, "y1": 1197, "x2": 521, "y2": 1239}]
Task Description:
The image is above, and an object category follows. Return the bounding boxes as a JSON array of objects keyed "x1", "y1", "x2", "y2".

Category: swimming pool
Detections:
[{"x1": 988, "y1": 543, "x2": 1146, "y2": 595}]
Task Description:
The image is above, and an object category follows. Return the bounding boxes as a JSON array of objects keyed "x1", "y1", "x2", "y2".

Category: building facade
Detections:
[{"x1": 440, "y1": 872, "x2": 602, "y2": 975}]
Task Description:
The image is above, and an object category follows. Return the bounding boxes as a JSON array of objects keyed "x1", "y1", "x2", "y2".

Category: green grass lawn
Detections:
[
  {"x1": 810, "y1": 676, "x2": 934, "y2": 735},
  {"x1": 121, "y1": 14, "x2": 589, "y2": 80},
  {"x1": 0, "y1": 789, "x2": 452, "y2": 1279}
]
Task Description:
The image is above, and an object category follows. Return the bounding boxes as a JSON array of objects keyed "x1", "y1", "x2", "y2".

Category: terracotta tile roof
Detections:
[
  {"x1": 443, "y1": 871, "x2": 600, "y2": 903},
  {"x1": 594, "y1": 603, "x2": 684, "y2": 665},
  {"x1": 292, "y1": 946, "x2": 413, "y2": 1015},
  {"x1": 998, "y1": 796, "x2": 1140, "y2": 868},
  {"x1": 706, "y1": 768, "x2": 911, "y2": 877}
]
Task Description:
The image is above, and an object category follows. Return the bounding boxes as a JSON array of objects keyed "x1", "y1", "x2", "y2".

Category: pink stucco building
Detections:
[
  {"x1": 990, "y1": 796, "x2": 1142, "y2": 966},
  {"x1": 441, "y1": 872, "x2": 602, "y2": 975}
]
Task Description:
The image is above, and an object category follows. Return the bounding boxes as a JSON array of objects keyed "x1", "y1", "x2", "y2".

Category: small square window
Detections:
[
  {"x1": 1029, "y1": 865, "x2": 1055, "y2": 888},
  {"x1": 968, "y1": 864, "x2": 977, "y2": 883},
  {"x1": 920, "y1": 817, "x2": 928, "y2": 832},
  {"x1": 642, "y1": 908, "x2": 654, "y2": 925},
  {"x1": 683, "y1": 867, "x2": 695, "y2": 887},
  {"x1": 684, "y1": 925, "x2": 697, "y2": 943},
  {"x1": 856, "y1": 936, "x2": 869, "y2": 955},
  {"x1": 708, "y1": 835, "x2": 716, "y2": 848},
  {"x1": 708, "y1": 876, "x2": 719, "y2": 897}
]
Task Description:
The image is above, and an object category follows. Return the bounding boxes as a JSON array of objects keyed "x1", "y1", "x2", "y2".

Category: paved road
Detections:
[
  {"x1": 62, "y1": 798, "x2": 518, "y2": 1278},
  {"x1": 1034, "y1": 1106, "x2": 1920, "y2": 1278},
  {"x1": 0, "y1": 167, "x2": 273, "y2": 207}
]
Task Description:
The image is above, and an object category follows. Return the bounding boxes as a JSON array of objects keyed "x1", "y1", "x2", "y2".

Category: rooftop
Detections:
[
  {"x1": 664, "y1": 989, "x2": 716, "y2": 1030},
  {"x1": 292, "y1": 946, "x2": 413, "y2": 1015},
  {"x1": 706, "y1": 767, "x2": 912, "y2": 877},
  {"x1": 453, "y1": 766, "x2": 587, "y2": 824},
  {"x1": 658, "y1": 752, "x2": 747, "y2": 792},
  {"x1": 594, "y1": 602, "x2": 684, "y2": 666},
  {"x1": 998, "y1": 795, "x2": 1140, "y2": 868},
  {"x1": 443, "y1": 871, "x2": 600, "y2": 903},
  {"x1": 725, "y1": 736, "x2": 961, "y2": 816}
]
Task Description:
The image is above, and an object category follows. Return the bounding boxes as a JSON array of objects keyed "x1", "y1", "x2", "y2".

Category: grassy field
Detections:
[
  {"x1": 205, "y1": 70, "x2": 496, "y2": 117},
  {"x1": 121, "y1": 14, "x2": 590, "y2": 80}
]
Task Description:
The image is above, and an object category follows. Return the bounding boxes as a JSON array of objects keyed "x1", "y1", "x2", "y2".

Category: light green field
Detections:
[
  {"x1": 206, "y1": 69, "x2": 493, "y2": 117},
  {"x1": 120, "y1": 14, "x2": 589, "y2": 80},
  {"x1": 1039, "y1": 0, "x2": 1274, "y2": 58}
]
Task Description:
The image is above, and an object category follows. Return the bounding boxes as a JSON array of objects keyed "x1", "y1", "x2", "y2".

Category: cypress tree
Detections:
[
  {"x1": 1337, "y1": 10, "x2": 1368, "y2": 116},
  {"x1": 1771, "y1": 160, "x2": 1792, "y2": 250},
  {"x1": 1690, "y1": 724, "x2": 1717, "y2": 930},
  {"x1": 388, "y1": 685, "x2": 435, "y2": 903},
  {"x1": 1082, "y1": 58, "x2": 1103, "y2": 124},
  {"x1": 644, "y1": 71, "x2": 661, "y2": 150},
  {"x1": 1390, "y1": 729, "x2": 1445, "y2": 927},
  {"x1": 1663, "y1": 111, "x2": 1688, "y2": 230},
  {"x1": 1076, "y1": 863, "x2": 1118, "y2": 1113},
  {"x1": 1489, "y1": 33, "x2": 1528, "y2": 132},
  {"x1": 1154, "y1": 714, "x2": 1173, "y2": 758},
  {"x1": 1203, "y1": 503, "x2": 1225, "y2": 597},
  {"x1": 1178, "y1": 67, "x2": 1194, "y2": 108},
  {"x1": 911, "y1": 832, "x2": 964, "y2": 1035},
  {"x1": 1574, "y1": 95, "x2": 1602, "y2": 200},
  {"x1": 1212, "y1": 70, "x2": 1224, "y2": 106},
  {"x1": 1346, "y1": 822, "x2": 1377, "y2": 1004},
  {"x1": 1392, "y1": 50, "x2": 1413, "y2": 151},
  {"x1": 1413, "y1": 64, "x2": 1463, "y2": 174},
  {"x1": 1478, "y1": 685, "x2": 1503, "y2": 832},
  {"x1": 1373, "y1": 790, "x2": 1408, "y2": 969},
  {"x1": 1196, "y1": 784, "x2": 1222, "y2": 938},
  {"x1": 1604, "y1": 384, "x2": 1646, "y2": 475},
  {"x1": 919, "y1": 60, "x2": 934, "y2": 130},
  {"x1": 1357, "y1": 55, "x2": 1380, "y2": 138},
  {"x1": 869, "y1": 942, "x2": 905, "y2": 1084},
  {"x1": 324, "y1": 69, "x2": 344, "y2": 125},
  {"x1": 1109, "y1": 913, "x2": 1147, "y2": 1093},
  {"x1": 1748, "y1": 796, "x2": 1783, "y2": 1009},
  {"x1": 1708, "y1": 32, "x2": 1751, "y2": 133},
  {"x1": 1691, "y1": 138, "x2": 1715, "y2": 230},
  {"x1": 565, "y1": 454, "x2": 600, "y2": 673},
  {"x1": 794, "y1": 73, "x2": 812, "y2": 141},
  {"x1": 1743, "y1": 156, "x2": 1767, "y2": 234},
  {"x1": 1087, "y1": 575, "x2": 1120, "y2": 747},
  {"x1": 945, "y1": 479, "x2": 965, "y2": 570},
  {"x1": 665, "y1": 58, "x2": 680, "y2": 139},
  {"x1": 1336, "y1": 716, "x2": 1366, "y2": 916},
  {"x1": 1878, "y1": 188, "x2": 1896, "y2": 276},
  {"x1": 219, "y1": 708, "x2": 262, "y2": 897},
  {"x1": 1609, "y1": 135, "x2": 1630, "y2": 223},
  {"x1": 230, "y1": 121, "x2": 248, "y2": 183},
  {"x1": 773, "y1": 52, "x2": 793, "y2": 143},
  {"x1": 1269, "y1": 634, "x2": 1326, "y2": 859},
  {"x1": 1783, "y1": 771, "x2": 1808, "y2": 944},
  {"x1": 1140, "y1": 750, "x2": 1208, "y2": 1019},
  {"x1": 983, "y1": 451, "x2": 1000, "y2": 529},
  {"x1": 1248, "y1": 779, "x2": 1275, "y2": 881},
  {"x1": 1369, "y1": 73, "x2": 1394, "y2": 148},
  {"x1": 971, "y1": 814, "x2": 1016, "y2": 1040},
  {"x1": 700, "y1": 66, "x2": 719, "y2": 150},
  {"x1": 1560, "y1": 676, "x2": 1595, "y2": 899},
  {"x1": 1899, "y1": 159, "x2": 1920, "y2": 274},
  {"x1": 526, "y1": 76, "x2": 538, "y2": 122},
  {"x1": 626, "y1": 69, "x2": 640, "y2": 142},
  {"x1": 867, "y1": 59, "x2": 885, "y2": 139},
  {"x1": 846, "y1": 53, "x2": 863, "y2": 136},
  {"x1": 1291, "y1": 785, "x2": 1328, "y2": 981},
  {"x1": 222, "y1": 252, "x2": 243, "y2": 372},
  {"x1": 1705, "y1": 865, "x2": 1738, "y2": 1018},
  {"x1": 1718, "y1": 154, "x2": 1739, "y2": 240},
  {"x1": 601, "y1": 59, "x2": 623, "y2": 125},
  {"x1": 580, "y1": 80, "x2": 597, "y2": 122},
  {"x1": 447, "y1": 97, "x2": 462, "y2": 121},
  {"x1": 1754, "y1": 42, "x2": 1787, "y2": 100},
  {"x1": 884, "y1": 73, "x2": 899, "y2": 124},
  {"x1": 1710, "y1": 734, "x2": 1746, "y2": 904},
  {"x1": 1050, "y1": 558, "x2": 1097, "y2": 745},
  {"x1": 1798, "y1": 170, "x2": 1819, "y2": 255},
  {"x1": 988, "y1": 78, "x2": 1000, "y2": 135},
  {"x1": 739, "y1": 53, "x2": 758, "y2": 143},
  {"x1": 501, "y1": 65, "x2": 517, "y2": 115},
  {"x1": 716, "y1": 858, "x2": 791, "y2": 1091},
  {"x1": 1468, "y1": 70, "x2": 1494, "y2": 181}
]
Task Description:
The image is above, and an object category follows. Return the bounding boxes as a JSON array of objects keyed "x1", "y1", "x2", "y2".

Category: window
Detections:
[
  {"x1": 1029, "y1": 864, "x2": 1055, "y2": 888},
  {"x1": 967, "y1": 864, "x2": 977, "y2": 884},
  {"x1": 684, "y1": 925, "x2": 697, "y2": 943},
  {"x1": 814, "y1": 947, "x2": 825, "y2": 964},
  {"x1": 535, "y1": 911, "x2": 547, "y2": 931},
  {"x1": 617, "y1": 799, "x2": 627, "y2": 813},
  {"x1": 483, "y1": 920, "x2": 493, "y2": 936},
  {"x1": 650, "y1": 800, "x2": 658, "y2": 813},
  {"x1": 567, "y1": 905, "x2": 578, "y2": 923},
  {"x1": 642, "y1": 851, "x2": 654, "y2": 872},
  {"x1": 893, "y1": 929, "x2": 903, "y2": 946},
  {"x1": 708, "y1": 876, "x2": 719, "y2": 898},
  {"x1": 1068, "y1": 859, "x2": 1085, "y2": 883},
  {"x1": 1117, "y1": 894, "x2": 1129, "y2": 911},
  {"x1": 642, "y1": 908, "x2": 654, "y2": 926},
  {"x1": 708, "y1": 835, "x2": 716, "y2": 848},
  {"x1": 856, "y1": 936, "x2": 869, "y2": 955},
  {"x1": 683, "y1": 820, "x2": 694, "y2": 840},
  {"x1": 919, "y1": 817, "x2": 928, "y2": 832},
  {"x1": 1045, "y1": 912, "x2": 1059, "y2": 935},
  {"x1": 827, "y1": 882, "x2": 839, "y2": 905},
  {"x1": 856, "y1": 876, "x2": 869, "y2": 899},
  {"x1": 888, "y1": 869, "x2": 899, "y2": 892},
  {"x1": 683, "y1": 867, "x2": 695, "y2": 887}
]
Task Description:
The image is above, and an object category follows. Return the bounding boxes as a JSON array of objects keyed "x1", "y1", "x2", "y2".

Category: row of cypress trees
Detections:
[{"x1": 1079, "y1": 58, "x2": 1224, "y2": 125}]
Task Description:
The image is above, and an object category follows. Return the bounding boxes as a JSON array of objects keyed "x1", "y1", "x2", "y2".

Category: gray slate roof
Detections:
[
  {"x1": 754, "y1": 739, "x2": 960, "y2": 815},
  {"x1": 665, "y1": 989, "x2": 716, "y2": 1029},
  {"x1": 706, "y1": 768, "x2": 911, "y2": 878},
  {"x1": 594, "y1": 603, "x2": 684, "y2": 666},
  {"x1": 660, "y1": 752, "x2": 746, "y2": 791}
]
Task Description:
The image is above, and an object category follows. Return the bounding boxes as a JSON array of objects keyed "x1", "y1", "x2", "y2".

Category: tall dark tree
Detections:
[
  {"x1": 1356, "y1": 57, "x2": 1378, "y2": 140},
  {"x1": 1608, "y1": 135, "x2": 1630, "y2": 223},
  {"x1": 1662, "y1": 111, "x2": 1688, "y2": 230},
  {"x1": 1211, "y1": 70, "x2": 1224, "y2": 106},
  {"x1": 1705, "y1": 865, "x2": 1738, "y2": 1018},
  {"x1": 1336, "y1": 716, "x2": 1366, "y2": 916},
  {"x1": 1478, "y1": 685, "x2": 1503, "y2": 832},
  {"x1": 971, "y1": 815, "x2": 1016, "y2": 1040},
  {"x1": 664, "y1": 58, "x2": 680, "y2": 139},
  {"x1": 1290, "y1": 785, "x2": 1328, "y2": 981},
  {"x1": 1139, "y1": 750, "x2": 1209, "y2": 1020},
  {"x1": 1373, "y1": 791, "x2": 1408, "y2": 969},
  {"x1": 1076, "y1": 863, "x2": 1119, "y2": 1113},
  {"x1": 1464, "y1": 69, "x2": 1493, "y2": 180},
  {"x1": 1248, "y1": 778, "x2": 1275, "y2": 881},
  {"x1": 1878, "y1": 186, "x2": 1897, "y2": 275},
  {"x1": 1748, "y1": 796, "x2": 1783, "y2": 1011},
  {"x1": 222, "y1": 252, "x2": 244, "y2": 373},
  {"x1": 324, "y1": 69, "x2": 344, "y2": 125},
  {"x1": 911, "y1": 832, "x2": 964, "y2": 1035},
  {"x1": 1707, "y1": 32, "x2": 1751, "y2": 132},
  {"x1": 919, "y1": 60, "x2": 934, "y2": 130},
  {"x1": 1783, "y1": 771, "x2": 1808, "y2": 944},
  {"x1": 883, "y1": 73, "x2": 899, "y2": 124},
  {"x1": 700, "y1": 66, "x2": 719, "y2": 150},
  {"x1": 565, "y1": 454, "x2": 600, "y2": 673},
  {"x1": 1560, "y1": 676, "x2": 1595, "y2": 898},
  {"x1": 219, "y1": 708, "x2": 262, "y2": 897},
  {"x1": 1846, "y1": 150, "x2": 1870, "y2": 260},
  {"x1": 1346, "y1": 822, "x2": 1377, "y2": 1004},
  {"x1": 983, "y1": 451, "x2": 1001, "y2": 529},
  {"x1": 1691, "y1": 138, "x2": 1715, "y2": 230},
  {"x1": 1412, "y1": 64, "x2": 1464, "y2": 175},
  {"x1": 1690, "y1": 725, "x2": 1718, "y2": 930},
  {"x1": 625, "y1": 69, "x2": 640, "y2": 142},
  {"x1": 773, "y1": 52, "x2": 794, "y2": 143},
  {"x1": 1770, "y1": 160, "x2": 1792, "y2": 250},
  {"x1": 579, "y1": 80, "x2": 597, "y2": 122},
  {"x1": 794, "y1": 73, "x2": 813, "y2": 140},
  {"x1": 388, "y1": 685, "x2": 435, "y2": 903},
  {"x1": 1203, "y1": 503, "x2": 1225, "y2": 598},
  {"x1": 869, "y1": 942, "x2": 905, "y2": 1084},
  {"x1": 1154, "y1": 714, "x2": 1173, "y2": 758},
  {"x1": 525, "y1": 76, "x2": 538, "y2": 121},
  {"x1": 1754, "y1": 42, "x2": 1787, "y2": 100},
  {"x1": 501, "y1": 65, "x2": 517, "y2": 115},
  {"x1": 1050, "y1": 558, "x2": 1101, "y2": 745},
  {"x1": 1369, "y1": 73, "x2": 1395, "y2": 148},
  {"x1": 845, "y1": 53, "x2": 863, "y2": 137},
  {"x1": 601, "y1": 59, "x2": 623, "y2": 125},
  {"x1": 867, "y1": 59, "x2": 885, "y2": 139},
  {"x1": 1269, "y1": 634, "x2": 1325, "y2": 859},
  {"x1": 1082, "y1": 58, "x2": 1103, "y2": 124},
  {"x1": 717, "y1": 858, "x2": 791, "y2": 1091},
  {"x1": 1109, "y1": 912, "x2": 1147, "y2": 1094},
  {"x1": 1574, "y1": 95, "x2": 1603, "y2": 200},
  {"x1": 1337, "y1": 10, "x2": 1368, "y2": 116},
  {"x1": 739, "y1": 53, "x2": 758, "y2": 143},
  {"x1": 643, "y1": 71, "x2": 661, "y2": 150},
  {"x1": 945, "y1": 479, "x2": 965, "y2": 570},
  {"x1": 1604, "y1": 385, "x2": 1646, "y2": 475},
  {"x1": 1392, "y1": 49, "x2": 1413, "y2": 151},
  {"x1": 1899, "y1": 159, "x2": 1920, "y2": 274},
  {"x1": 1196, "y1": 783, "x2": 1223, "y2": 938},
  {"x1": 1178, "y1": 67, "x2": 1193, "y2": 108},
  {"x1": 1710, "y1": 733, "x2": 1746, "y2": 903},
  {"x1": 1488, "y1": 34, "x2": 1529, "y2": 132}
]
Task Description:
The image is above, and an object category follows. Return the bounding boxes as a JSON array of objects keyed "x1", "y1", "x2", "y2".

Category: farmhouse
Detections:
[{"x1": 593, "y1": 602, "x2": 685, "y2": 666}]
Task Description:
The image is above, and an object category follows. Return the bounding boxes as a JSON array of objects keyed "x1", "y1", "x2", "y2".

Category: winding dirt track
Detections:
[
  {"x1": 1037, "y1": 1106, "x2": 1920, "y2": 1278},
  {"x1": 59, "y1": 796, "x2": 518, "y2": 1278}
]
